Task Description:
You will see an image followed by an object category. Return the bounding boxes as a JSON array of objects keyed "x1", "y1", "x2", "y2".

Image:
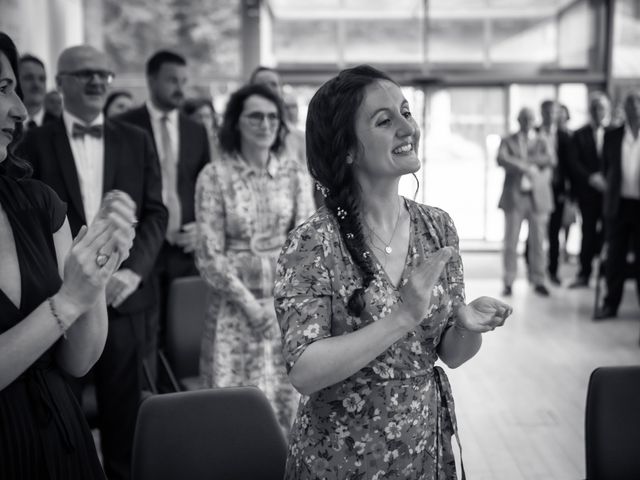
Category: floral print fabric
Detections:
[
  {"x1": 274, "y1": 199, "x2": 465, "y2": 479},
  {"x1": 195, "y1": 151, "x2": 315, "y2": 431}
]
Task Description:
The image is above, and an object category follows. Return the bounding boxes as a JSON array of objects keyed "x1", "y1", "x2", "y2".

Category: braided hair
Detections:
[{"x1": 306, "y1": 65, "x2": 396, "y2": 317}]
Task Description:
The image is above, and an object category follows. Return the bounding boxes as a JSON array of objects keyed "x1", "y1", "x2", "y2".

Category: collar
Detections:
[
  {"x1": 519, "y1": 130, "x2": 536, "y2": 142},
  {"x1": 624, "y1": 125, "x2": 640, "y2": 143},
  {"x1": 30, "y1": 108, "x2": 45, "y2": 125},
  {"x1": 146, "y1": 100, "x2": 178, "y2": 125},
  {"x1": 63, "y1": 110, "x2": 104, "y2": 137},
  {"x1": 231, "y1": 151, "x2": 280, "y2": 179}
]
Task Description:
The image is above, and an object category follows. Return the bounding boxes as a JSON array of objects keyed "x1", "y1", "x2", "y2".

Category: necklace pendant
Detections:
[{"x1": 385, "y1": 246, "x2": 392, "y2": 254}]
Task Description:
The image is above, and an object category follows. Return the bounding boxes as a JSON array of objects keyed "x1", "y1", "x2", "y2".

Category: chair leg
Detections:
[
  {"x1": 157, "y1": 350, "x2": 182, "y2": 392},
  {"x1": 142, "y1": 359, "x2": 158, "y2": 394}
]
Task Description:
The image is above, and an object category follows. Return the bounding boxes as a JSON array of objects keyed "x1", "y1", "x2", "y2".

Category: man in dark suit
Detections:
[
  {"x1": 595, "y1": 91, "x2": 640, "y2": 319},
  {"x1": 18, "y1": 55, "x2": 58, "y2": 130},
  {"x1": 567, "y1": 92, "x2": 610, "y2": 288},
  {"x1": 116, "y1": 50, "x2": 209, "y2": 379},
  {"x1": 19, "y1": 45, "x2": 167, "y2": 480},
  {"x1": 536, "y1": 99, "x2": 573, "y2": 286}
]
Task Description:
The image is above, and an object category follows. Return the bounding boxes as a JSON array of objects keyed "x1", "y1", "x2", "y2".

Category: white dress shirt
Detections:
[
  {"x1": 519, "y1": 130, "x2": 537, "y2": 192},
  {"x1": 63, "y1": 110, "x2": 105, "y2": 225},
  {"x1": 621, "y1": 127, "x2": 640, "y2": 199},
  {"x1": 27, "y1": 108, "x2": 45, "y2": 128},
  {"x1": 146, "y1": 101, "x2": 179, "y2": 168},
  {"x1": 146, "y1": 101, "x2": 182, "y2": 239},
  {"x1": 593, "y1": 124, "x2": 605, "y2": 158}
]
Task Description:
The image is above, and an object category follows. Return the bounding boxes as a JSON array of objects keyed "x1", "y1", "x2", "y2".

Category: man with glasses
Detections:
[
  {"x1": 19, "y1": 45, "x2": 167, "y2": 480},
  {"x1": 117, "y1": 50, "x2": 210, "y2": 386}
]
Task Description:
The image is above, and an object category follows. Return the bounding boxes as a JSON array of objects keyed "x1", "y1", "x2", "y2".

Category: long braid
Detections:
[{"x1": 324, "y1": 168, "x2": 376, "y2": 317}]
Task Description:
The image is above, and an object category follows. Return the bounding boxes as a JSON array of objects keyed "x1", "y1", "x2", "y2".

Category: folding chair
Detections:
[
  {"x1": 585, "y1": 366, "x2": 640, "y2": 480},
  {"x1": 132, "y1": 387, "x2": 288, "y2": 480},
  {"x1": 158, "y1": 276, "x2": 208, "y2": 391}
]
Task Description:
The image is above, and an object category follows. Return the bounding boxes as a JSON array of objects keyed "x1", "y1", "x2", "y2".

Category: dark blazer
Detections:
[
  {"x1": 18, "y1": 117, "x2": 168, "y2": 314},
  {"x1": 601, "y1": 126, "x2": 627, "y2": 219},
  {"x1": 569, "y1": 124, "x2": 608, "y2": 200},
  {"x1": 116, "y1": 105, "x2": 210, "y2": 227}
]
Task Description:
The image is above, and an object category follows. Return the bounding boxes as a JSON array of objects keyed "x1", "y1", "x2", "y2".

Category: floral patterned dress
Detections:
[
  {"x1": 195, "y1": 151, "x2": 315, "y2": 431},
  {"x1": 274, "y1": 199, "x2": 465, "y2": 479}
]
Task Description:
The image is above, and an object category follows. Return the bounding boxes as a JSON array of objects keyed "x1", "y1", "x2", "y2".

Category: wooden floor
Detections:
[{"x1": 445, "y1": 252, "x2": 640, "y2": 480}]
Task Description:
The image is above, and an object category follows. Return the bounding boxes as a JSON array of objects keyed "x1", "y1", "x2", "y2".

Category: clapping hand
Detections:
[
  {"x1": 456, "y1": 297, "x2": 512, "y2": 333},
  {"x1": 398, "y1": 246, "x2": 455, "y2": 329},
  {"x1": 95, "y1": 190, "x2": 137, "y2": 269}
]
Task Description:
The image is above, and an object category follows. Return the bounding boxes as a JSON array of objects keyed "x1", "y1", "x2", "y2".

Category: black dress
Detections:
[{"x1": 0, "y1": 174, "x2": 105, "y2": 480}]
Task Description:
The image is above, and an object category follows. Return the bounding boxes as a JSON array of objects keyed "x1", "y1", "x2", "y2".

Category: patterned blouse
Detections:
[
  {"x1": 195, "y1": 151, "x2": 315, "y2": 304},
  {"x1": 275, "y1": 199, "x2": 465, "y2": 479}
]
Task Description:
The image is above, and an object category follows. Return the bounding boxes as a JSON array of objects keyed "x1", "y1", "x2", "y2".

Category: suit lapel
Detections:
[
  {"x1": 178, "y1": 113, "x2": 189, "y2": 166},
  {"x1": 103, "y1": 120, "x2": 119, "y2": 192},
  {"x1": 52, "y1": 119, "x2": 86, "y2": 224}
]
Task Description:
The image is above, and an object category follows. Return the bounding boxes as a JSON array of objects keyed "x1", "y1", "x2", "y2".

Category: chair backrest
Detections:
[
  {"x1": 132, "y1": 387, "x2": 288, "y2": 480},
  {"x1": 166, "y1": 276, "x2": 208, "y2": 379},
  {"x1": 585, "y1": 366, "x2": 640, "y2": 480}
]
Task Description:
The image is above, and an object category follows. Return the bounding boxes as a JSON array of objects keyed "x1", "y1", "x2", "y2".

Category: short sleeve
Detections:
[
  {"x1": 274, "y1": 217, "x2": 334, "y2": 372},
  {"x1": 20, "y1": 179, "x2": 67, "y2": 232}
]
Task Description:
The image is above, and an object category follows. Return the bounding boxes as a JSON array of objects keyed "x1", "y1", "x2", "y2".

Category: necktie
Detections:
[
  {"x1": 159, "y1": 115, "x2": 181, "y2": 241},
  {"x1": 72, "y1": 123, "x2": 103, "y2": 139}
]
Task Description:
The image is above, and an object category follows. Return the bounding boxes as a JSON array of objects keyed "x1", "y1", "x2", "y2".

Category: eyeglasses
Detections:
[
  {"x1": 242, "y1": 111, "x2": 279, "y2": 127},
  {"x1": 58, "y1": 69, "x2": 115, "y2": 85}
]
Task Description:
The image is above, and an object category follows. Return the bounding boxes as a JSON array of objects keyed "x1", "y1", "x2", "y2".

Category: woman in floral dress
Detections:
[
  {"x1": 274, "y1": 65, "x2": 513, "y2": 479},
  {"x1": 195, "y1": 84, "x2": 314, "y2": 432}
]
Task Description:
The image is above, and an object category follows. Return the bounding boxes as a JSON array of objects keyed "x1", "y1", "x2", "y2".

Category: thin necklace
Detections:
[{"x1": 364, "y1": 197, "x2": 402, "y2": 255}]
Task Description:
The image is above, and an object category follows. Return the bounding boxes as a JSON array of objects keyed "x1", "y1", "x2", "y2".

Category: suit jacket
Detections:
[
  {"x1": 116, "y1": 105, "x2": 210, "y2": 228},
  {"x1": 497, "y1": 131, "x2": 555, "y2": 214},
  {"x1": 601, "y1": 126, "x2": 632, "y2": 219},
  {"x1": 18, "y1": 118, "x2": 168, "y2": 314},
  {"x1": 568, "y1": 124, "x2": 608, "y2": 202}
]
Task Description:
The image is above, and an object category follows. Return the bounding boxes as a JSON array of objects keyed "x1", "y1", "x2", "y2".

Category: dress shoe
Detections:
[
  {"x1": 534, "y1": 284, "x2": 550, "y2": 296},
  {"x1": 594, "y1": 305, "x2": 617, "y2": 320},
  {"x1": 502, "y1": 285, "x2": 512, "y2": 296},
  {"x1": 548, "y1": 274, "x2": 561, "y2": 286},
  {"x1": 568, "y1": 276, "x2": 589, "y2": 289}
]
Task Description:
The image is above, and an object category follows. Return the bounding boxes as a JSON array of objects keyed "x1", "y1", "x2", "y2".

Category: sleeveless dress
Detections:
[
  {"x1": 0, "y1": 175, "x2": 105, "y2": 480},
  {"x1": 275, "y1": 200, "x2": 464, "y2": 479}
]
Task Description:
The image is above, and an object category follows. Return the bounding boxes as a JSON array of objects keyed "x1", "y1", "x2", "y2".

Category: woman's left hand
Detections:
[{"x1": 456, "y1": 296, "x2": 512, "y2": 333}]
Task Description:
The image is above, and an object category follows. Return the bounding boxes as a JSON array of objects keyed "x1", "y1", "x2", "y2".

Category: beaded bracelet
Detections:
[{"x1": 47, "y1": 297, "x2": 68, "y2": 339}]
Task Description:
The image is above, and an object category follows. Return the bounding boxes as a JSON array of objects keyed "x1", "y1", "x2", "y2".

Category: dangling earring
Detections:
[{"x1": 346, "y1": 154, "x2": 353, "y2": 165}]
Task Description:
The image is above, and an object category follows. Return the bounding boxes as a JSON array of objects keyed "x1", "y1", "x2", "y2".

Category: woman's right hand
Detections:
[
  {"x1": 57, "y1": 221, "x2": 121, "y2": 317},
  {"x1": 397, "y1": 246, "x2": 455, "y2": 330}
]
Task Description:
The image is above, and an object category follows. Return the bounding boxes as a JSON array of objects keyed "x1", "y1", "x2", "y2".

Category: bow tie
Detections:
[{"x1": 72, "y1": 123, "x2": 103, "y2": 139}]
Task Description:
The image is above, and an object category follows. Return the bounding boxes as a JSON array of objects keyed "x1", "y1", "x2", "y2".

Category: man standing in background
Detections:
[
  {"x1": 117, "y1": 50, "x2": 210, "y2": 381},
  {"x1": 537, "y1": 100, "x2": 573, "y2": 286},
  {"x1": 567, "y1": 92, "x2": 610, "y2": 288},
  {"x1": 18, "y1": 54, "x2": 58, "y2": 129},
  {"x1": 595, "y1": 91, "x2": 640, "y2": 319},
  {"x1": 498, "y1": 107, "x2": 555, "y2": 297}
]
